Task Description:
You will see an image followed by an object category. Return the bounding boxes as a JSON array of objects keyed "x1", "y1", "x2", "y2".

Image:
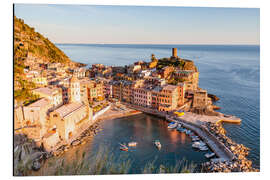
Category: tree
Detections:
[{"x1": 151, "y1": 54, "x2": 157, "y2": 62}]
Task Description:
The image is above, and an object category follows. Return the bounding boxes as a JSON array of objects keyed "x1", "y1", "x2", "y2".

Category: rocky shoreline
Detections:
[
  {"x1": 52, "y1": 120, "x2": 102, "y2": 156},
  {"x1": 52, "y1": 121, "x2": 103, "y2": 156},
  {"x1": 201, "y1": 122, "x2": 259, "y2": 172}
]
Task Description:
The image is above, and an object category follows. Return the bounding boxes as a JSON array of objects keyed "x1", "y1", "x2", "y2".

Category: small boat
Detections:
[
  {"x1": 168, "y1": 122, "x2": 178, "y2": 129},
  {"x1": 119, "y1": 143, "x2": 129, "y2": 151},
  {"x1": 176, "y1": 124, "x2": 183, "y2": 131},
  {"x1": 198, "y1": 141, "x2": 206, "y2": 146},
  {"x1": 192, "y1": 143, "x2": 201, "y2": 149},
  {"x1": 199, "y1": 146, "x2": 209, "y2": 151},
  {"x1": 120, "y1": 147, "x2": 129, "y2": 151},
  {"x1": 192, "y1": 141, "x2": 207, "y2": 149},
  {"x1": 174, "y1": 111, "x2": 185, "y2": 117},
  {"x1": 154, "y1": 140, "x2": 162, "y2": 150},
  {"x1": 179, "y1": 128, "x2": 186, "y2": 132},
  {"x1": 128, "y1": 142, "x2": 138, "y2": 147},
  {"x1": 186, "y1": 130, "x2": 192, "y2": 135},
  {"x1": 192, "y1": 137, "x2": 200, "y2": 142},
  {"x1": 205, "y1": 152, "x2": 215, "y2": 158}
]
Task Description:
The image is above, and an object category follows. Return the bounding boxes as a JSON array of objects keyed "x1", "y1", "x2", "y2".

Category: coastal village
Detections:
[
  {"x1": 15, "y1": 48, "x2": 209, "y2": 152},
  {"x1": 13, "y1": 16, "x2": 258, "y2": 175}
]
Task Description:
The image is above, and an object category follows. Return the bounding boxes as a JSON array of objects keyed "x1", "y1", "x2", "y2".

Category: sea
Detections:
[{"x1": 35, "y1": 44, "x2": 260, "y2": 174}]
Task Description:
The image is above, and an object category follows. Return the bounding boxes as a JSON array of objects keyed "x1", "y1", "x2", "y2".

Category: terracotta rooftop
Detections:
[{"x1": 55, "y1": 102, "x2": 85, "y2": 118}]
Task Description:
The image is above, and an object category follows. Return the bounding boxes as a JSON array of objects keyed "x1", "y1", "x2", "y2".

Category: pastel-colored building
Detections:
[
  {"x1": 32, "y1": 86, "x2": 63, "y2": 110},
  {"x1": 121, "y1": 81, "x2": 133, "y2": 104},
  {"x1": 151, "y1": 85, "x2": 180, "y2": 112},
  {"x1": 73, "y1": 67, "x2": 86, "y2": 78},
  {"x1": 178, "y1": 82, "x2": 186, "y2": 106},
  {"x1": 112, "y1": 81, "x2": 122, "y2": 100}
]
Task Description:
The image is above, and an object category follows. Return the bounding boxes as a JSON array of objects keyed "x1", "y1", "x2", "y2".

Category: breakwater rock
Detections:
[
  {"x1": 208, "y1": 94, "x2": 220, "y2": 102},
  {"x1": 201, "y1": 122, "x2": 259, "y2": 172}
]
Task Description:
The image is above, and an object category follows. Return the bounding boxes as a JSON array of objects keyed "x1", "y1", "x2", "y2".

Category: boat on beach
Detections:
[{"x1": 154, "y1": 140, "x2": 162, "y2": 150}]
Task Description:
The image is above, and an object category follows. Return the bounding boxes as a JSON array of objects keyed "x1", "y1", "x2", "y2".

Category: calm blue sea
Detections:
[{"x1": 56, "y1": 44, "x2": 260, "y2": 169}]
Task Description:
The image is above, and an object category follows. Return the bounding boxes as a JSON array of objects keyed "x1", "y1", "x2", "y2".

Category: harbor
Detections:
[
  {"x1": 119, "y1": 102, "x2": 257, "y2": 172},
  {"x1": 29, "y1": 113, "x2": 209, "y2": 175}
]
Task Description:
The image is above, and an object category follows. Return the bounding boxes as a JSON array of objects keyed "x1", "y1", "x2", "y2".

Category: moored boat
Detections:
[
  {"x1": 154, "y1": 140, "x2": 162, "y2": 150},
  {"x1": 205, "y1": 152, "x2": 215, "y2": 158},
  {"x1": 119, "y1": 143, "x2": 129, "y2": 151},
  {"x1": 168, "y1": 122, "x2": 178, "y2": 129},
  {"x1": 128, "y1": 142, "x2": 138, "y2": 147},
  {"x1": 192, "y1": 141, "x2": 207, "y2": 150},
  {"x1": 199, "y1": 146, "x2": 209, "y2": 151},
  {"x1": 192, "y1": 136, "x2": 200, "y2": 141},
  {"x1": 120, "y1": 147, "x2": 129, "y2": 151}
]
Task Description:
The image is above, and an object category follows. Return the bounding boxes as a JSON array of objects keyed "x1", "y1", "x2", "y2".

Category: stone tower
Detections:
[
  {"x1": 172, "y1": 48, "x2": 178, "y2": 58},
  {"x1": 70, "y1": 76, "x2": 81, "y2": 103}
]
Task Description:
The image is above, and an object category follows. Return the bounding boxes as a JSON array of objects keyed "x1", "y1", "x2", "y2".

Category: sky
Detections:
[{"x1": 14, "y1": 4, "x2": 260, "y2": 45}]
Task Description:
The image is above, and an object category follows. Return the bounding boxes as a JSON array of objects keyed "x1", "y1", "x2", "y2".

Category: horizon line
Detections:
[{"x1": 55, "y1": 43, "x2": 260, "y2": 46}]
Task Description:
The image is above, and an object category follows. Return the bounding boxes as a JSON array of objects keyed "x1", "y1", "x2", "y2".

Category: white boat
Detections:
[
  {"x1": 205, "y1": 152, "x2": 215, "y2": 158},
  {"x1": 128, "y1": 142, "x2": 138, "y2": 147},
  {"x1": 192, "y1": 137, "x2": 200, "y2": 141},
  {"x1": 198, "y1": 141, "x2": 206, "y2": 146},
  {"x1": 192, "y1": 141, "x2": 207, "y2": 149},
  {"x1": 119, "y1": 143, "x2": 129, "y2": 151},
  {"x1": 199, "y1": 146, "x2": 209, "y2": 151},
  {"x1": 192, "y1": 143, "x2": 201, "y2": 148},
  {"x1": 154, "y1": 140, "x2": 162, "y2": 150}
]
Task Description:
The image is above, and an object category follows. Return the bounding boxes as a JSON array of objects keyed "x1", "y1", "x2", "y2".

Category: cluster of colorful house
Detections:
[{"x1": 14, "y1": 48, "x2": 212, "y2": 152}]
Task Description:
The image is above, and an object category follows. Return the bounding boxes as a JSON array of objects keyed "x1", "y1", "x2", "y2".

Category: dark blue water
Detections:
[{"x1": 56, "y1": 44, "x2": 260, "y2": 169}]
